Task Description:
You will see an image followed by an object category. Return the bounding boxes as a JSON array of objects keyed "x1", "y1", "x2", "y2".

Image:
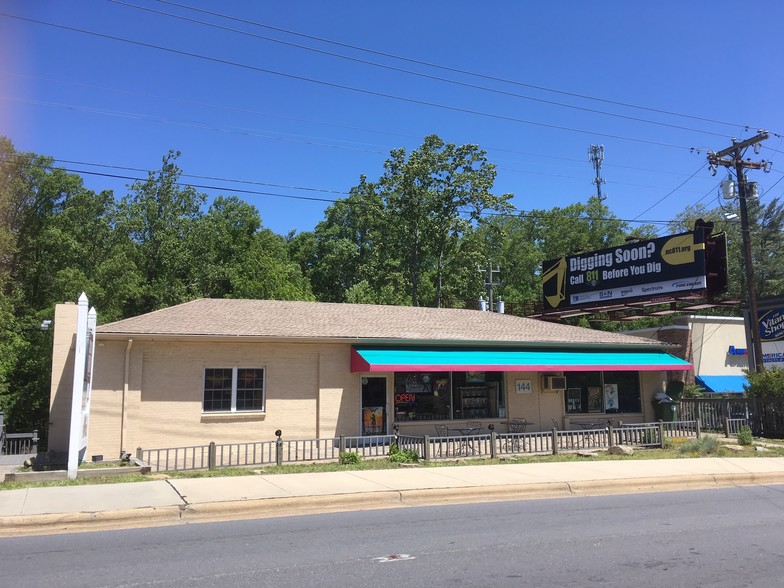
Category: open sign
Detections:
[{"x1": 395, "y1": 393, "x2": 416, "y2": 404}]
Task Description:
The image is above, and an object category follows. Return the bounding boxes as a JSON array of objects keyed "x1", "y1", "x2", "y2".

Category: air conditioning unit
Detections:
[{"x1": 544, "y1": 375, "x2": 567, "y2": 391}]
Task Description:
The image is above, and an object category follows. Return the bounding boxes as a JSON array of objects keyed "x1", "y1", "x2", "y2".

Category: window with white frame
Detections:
[{"x1": 203, "y1": 367, "x2": 265, "y2": 412}]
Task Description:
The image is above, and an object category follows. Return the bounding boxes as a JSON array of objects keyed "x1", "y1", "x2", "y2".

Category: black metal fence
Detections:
[
  {"x1": 138, "y1": 421, "x2": 705, "y2": 473},
  {"x1": 0, "y1": 431, "x2": 39, "y2": 456},
  {"x1": 138, "y1": 434, "x2": 396, "y2": 472}
]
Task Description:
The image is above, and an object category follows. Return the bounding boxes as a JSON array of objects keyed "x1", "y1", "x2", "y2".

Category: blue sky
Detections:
[{"x1": 2, "y1": 1, "x2": 783, "y2": 237}]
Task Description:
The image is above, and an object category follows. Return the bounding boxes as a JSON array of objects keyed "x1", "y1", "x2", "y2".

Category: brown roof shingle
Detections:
[{"x1": 97, "y1": 299, "x2": 660, "y2": 348}]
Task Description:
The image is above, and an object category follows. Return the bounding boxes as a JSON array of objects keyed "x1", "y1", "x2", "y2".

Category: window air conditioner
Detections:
[{"x1": 545, "y1": 375, "x2": 567, "y2": 390}]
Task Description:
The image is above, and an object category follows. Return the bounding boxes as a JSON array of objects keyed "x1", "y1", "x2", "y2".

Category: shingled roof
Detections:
[{"x1": 97, "y1": 299, "x2": 662, "y2": 349}]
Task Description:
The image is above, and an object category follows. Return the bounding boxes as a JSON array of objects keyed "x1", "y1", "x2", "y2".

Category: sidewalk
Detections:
[{"x1": 3, "y1": 457, "x2": 784, "y2": 537}]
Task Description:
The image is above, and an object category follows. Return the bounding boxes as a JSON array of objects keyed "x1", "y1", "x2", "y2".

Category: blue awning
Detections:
[{"x1": 695, "y1": 375, "x2": 747, "y2": 394}]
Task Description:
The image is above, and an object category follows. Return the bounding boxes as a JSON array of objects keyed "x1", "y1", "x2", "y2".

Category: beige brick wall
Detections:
[
  {"x1": 84, "y1": 339, "x2": 358, "y2": 457},
  {"x1": 48, "y1": 303, "x2": 78, "y2": 454}
]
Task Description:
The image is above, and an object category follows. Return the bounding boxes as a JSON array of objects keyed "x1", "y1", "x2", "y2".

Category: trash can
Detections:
[{"x1": 653, "y1": 388, "x2": 678, "y2": 422}]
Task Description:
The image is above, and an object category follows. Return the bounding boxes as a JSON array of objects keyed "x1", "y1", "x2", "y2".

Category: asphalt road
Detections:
[{"x1": 3, "y1": 485, "x2": 784, "y2": 587}]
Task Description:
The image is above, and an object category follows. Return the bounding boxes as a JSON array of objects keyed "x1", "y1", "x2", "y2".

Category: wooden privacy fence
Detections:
[{"x1": 138, "y1": 421, "x2": 706, "y2": 473}]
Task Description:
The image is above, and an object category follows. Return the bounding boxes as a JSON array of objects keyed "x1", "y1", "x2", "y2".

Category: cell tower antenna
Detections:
[{"x1": 588, "y1": 144, "x2": 607, "y2": 202}]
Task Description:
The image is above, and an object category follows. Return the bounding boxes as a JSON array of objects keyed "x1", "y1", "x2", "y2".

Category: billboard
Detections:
[{"x1": 542, "y1": 230, "x2": 719, "y2": 312}]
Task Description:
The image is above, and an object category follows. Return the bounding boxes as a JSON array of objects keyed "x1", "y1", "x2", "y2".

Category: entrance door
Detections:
[{"x1": 361, "y1": 376, "x2": 387, "y2": 436}]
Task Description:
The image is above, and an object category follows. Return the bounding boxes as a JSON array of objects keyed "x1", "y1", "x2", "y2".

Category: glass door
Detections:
[{"x1": 361, "y1": 376, "x2": 387, "y2": 435}]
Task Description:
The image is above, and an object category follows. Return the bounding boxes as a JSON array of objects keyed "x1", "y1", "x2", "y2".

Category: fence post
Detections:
[
  {"x1": 658, "y1": 419, "x2": 665, "y2": 448},
  {"x1": 490, "y1": 431, "x2": 497, "y2": 459},
  {"x1": 136, "y1": 447, "x2": 143, "y2": 462},
  {"x1": 552, "y1": 428, "x2": 558, "y2": 455},
  {"x1": 275, "y1": 429, "x2": 283, "y2": 466},
  {"x1": 339, "y1": 435, "x2": 346, "y2": 454},
  {"x1": 696, "y1": 416, "x2": 701, "y2": 439},
  {"x1": 423, "y1": 435, "x2": 431, "y2": 461},
  {"x1": 31, "y1": 430, "x2": 39, "y2": 453},
  {"x1": 608, "y1": 424, "x2": 615, "y2": 447},
  {"x1": 208, "y1": 441, "x2": 216, "y2": 470},
  {"x1": 724, "y1": 417, "x2": 730, "y2": 438}
]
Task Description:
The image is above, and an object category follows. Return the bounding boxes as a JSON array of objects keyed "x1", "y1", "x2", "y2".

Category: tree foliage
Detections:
[
  {"x1": 294, "y1": 135, "x2": 511, "y2": 307},
  {"x1": 744, "y1": 367, "x2": 784, "y2": 398},
  {"x1": 0, "y1": 140, "x2": 311, "y2": 438}
]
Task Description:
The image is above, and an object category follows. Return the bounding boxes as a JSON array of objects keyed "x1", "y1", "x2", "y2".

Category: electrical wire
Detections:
[
  {"x1": 150, "y1": 0, "x2": 763, "y2": 132},
  {"x1": 630, "y1": 166, "x2": 705, "y2": 221},
  {"x1": 2, "y1": 155, "x2": 774, "y2": 235},
  {"x1": 0, "y1": 71, "x2": 709, "y2": 181},
  {"x1": 110, "y1": 0, "x2": 732, "y2": 140},
  {"x1": 0, "y1": 11, "x2": 702, "y2": 151}
]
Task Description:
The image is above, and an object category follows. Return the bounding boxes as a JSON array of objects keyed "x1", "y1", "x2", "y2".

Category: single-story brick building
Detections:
[{"x1": 48, "y1": 299, "x2": 691, "y2": 459}]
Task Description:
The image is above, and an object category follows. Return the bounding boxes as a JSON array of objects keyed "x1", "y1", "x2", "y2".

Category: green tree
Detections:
[
  {"x1": 190, "y1": 195, "x2": 314, "y2": 300},
  {"x1": 380, "y1": 135, "x2": 512, "y2": 306},
  {"x1": 0, "y1": 139, "x2": 130, "y2": 436},
  {"x1": 117, "y1": 151, "x2": 205, "y2": 314},
  {"x1": 744, "y1": 367, "x2": 784, "y2": 397}
]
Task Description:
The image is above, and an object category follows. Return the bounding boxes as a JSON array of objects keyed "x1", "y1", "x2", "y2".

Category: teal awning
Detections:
[{"x1": 351, "y1": 347, "x2": 691, "y2": 373}]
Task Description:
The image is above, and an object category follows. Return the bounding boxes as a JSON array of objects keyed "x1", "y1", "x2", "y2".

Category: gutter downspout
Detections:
[{"x1": 120, "y1": 338, "x2": 133, "y2": 454}]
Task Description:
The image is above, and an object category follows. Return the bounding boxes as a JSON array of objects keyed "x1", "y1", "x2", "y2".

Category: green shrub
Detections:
[
  {"x1": 679, "y1": 436, "x2": 721, "y2": 456},
  {"x1": 388, "y1": 442, "x2": 419, "y2": 463},
  {"x1": 682, "y1": 383, "x2": 707, "y2": 398},
  {"x1": 744, "y1": 367, "x2": 784, "y2": 397},
  {"x1": 737, "y1": 426, "x2": 753, "y2": 446},
  {"x1": 338, "y1": 451, "x2": 362, "y2": 465}
]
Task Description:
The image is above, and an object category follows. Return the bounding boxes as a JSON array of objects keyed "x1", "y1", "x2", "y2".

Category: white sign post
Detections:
[{"x1": 67, "y1": 293, "x2": 97, "y2": 480}]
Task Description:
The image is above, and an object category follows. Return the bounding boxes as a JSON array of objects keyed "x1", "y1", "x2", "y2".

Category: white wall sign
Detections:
[{"x1": 515, "y1": 379, "x2": 532, "y2": 394}]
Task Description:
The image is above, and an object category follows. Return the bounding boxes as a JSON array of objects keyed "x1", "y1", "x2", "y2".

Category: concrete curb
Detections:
[
  {"x1": 0, "y1": 506, "x2": 184, "y2": 537},
  {"x1": 3, "y1": 472, "x2": 784, "y2": 537}
]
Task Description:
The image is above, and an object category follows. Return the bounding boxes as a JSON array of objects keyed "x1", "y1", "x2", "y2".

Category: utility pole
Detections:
[
  {"x1": 478, "y1": 262, "x2": 501, "y2": 312},
  {"x1": 588, "y1": 145, "x2": 606, "y2": 202},
  {"x1": 707, "y1": 130, "x2": 772, "y2": 373}
]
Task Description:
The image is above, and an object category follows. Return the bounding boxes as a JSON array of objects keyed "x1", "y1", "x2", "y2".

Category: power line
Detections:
[
  {"x1": 109, "y1": 0, "x2": 733, "y2": 140},
  {"x1": 49, "y1": 158, "x2": 350, "y2": 196},
  {"x1": 2, "y1": 156, "x2": 770, "y2": 235},
  {"x1": 1, "y1": 71, "x2": 711, "y2": 181},
  {"x1": 58, "y1": 167, "x2": 338, "y2": 204},
  {"x1": 0, "y1": 11, "x2": 702, "y2": 151},
  {"x1": 150, "y1": 0, "x2": 762, "y2": 133},
  {"x1": 630, "y1": 166, "x2": 705, "y2": 221}
]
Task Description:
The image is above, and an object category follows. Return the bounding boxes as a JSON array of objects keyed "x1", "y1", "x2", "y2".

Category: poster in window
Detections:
[
  {"x1": 588, "y1": 387, "x2": 603, "y2": 413},
  {"x1": 363, "y1": 407, "x2": 384, "y2": 435},
  {"x1": 434, "y1": 378, "x2": 449, "y2": 397},
  {"x1": 604, "y1": 384, "x2": 619, "y2": 412},
  {"x1": 566, "y1": 388, "x2": 582, "y2": 413},
  {"x1": 405, "y1": 374, "x2": 432, "y2": 394}
]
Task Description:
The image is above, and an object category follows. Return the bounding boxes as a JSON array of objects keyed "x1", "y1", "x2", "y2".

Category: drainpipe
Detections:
[{"x1": 120, "y1": 338, "x2": 133, "y2": 453}]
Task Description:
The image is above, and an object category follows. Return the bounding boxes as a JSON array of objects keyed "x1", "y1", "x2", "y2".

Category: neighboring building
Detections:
[
  {"x1": 626, "y1": 315, "x2": 748, "y2": 394},
  {"x1": 48, "y1": 299, "x2": 690, "y2": 459}
]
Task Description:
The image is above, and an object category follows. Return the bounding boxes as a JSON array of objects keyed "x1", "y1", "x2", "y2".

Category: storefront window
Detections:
[
  {"x1": 564, "y1": 371, "x2": 640, "y2": 414},
  {"x1": 393, "y1": 371, "x2": 504, "y2": 421}
]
